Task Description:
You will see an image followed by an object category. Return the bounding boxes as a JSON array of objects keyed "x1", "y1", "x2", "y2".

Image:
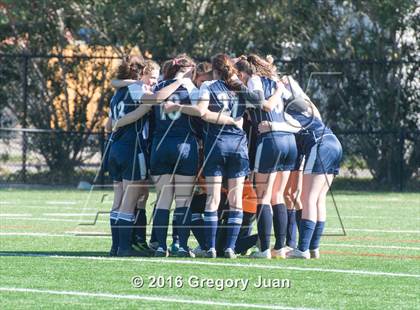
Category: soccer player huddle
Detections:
[{"x1": 105, "y1": 53, "x2": 342, "y2": 260}]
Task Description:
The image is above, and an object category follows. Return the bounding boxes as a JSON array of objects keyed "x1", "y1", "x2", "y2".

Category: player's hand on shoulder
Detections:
[
  {"x1": 258, "y1": 120, "x2": 272, "y2": 133},
  {"x1": 163, "y1": 101, "x2": 180, "y2": 113},
  {"x1": 233, "y1": 117, "x2": 243, "y2": 129}
]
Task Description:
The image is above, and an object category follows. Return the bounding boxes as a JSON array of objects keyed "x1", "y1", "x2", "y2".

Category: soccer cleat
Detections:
[
  {"x1": 224, "y1": 248, "x2": 237, "y2": 259},
  {"x1": 109, "y1": 247, "x2": 118, "y2": 257},
  {"x1": 286, "y1": 248, "x2": 310, "y2": 259},
  {"x1": 205, "y1": 248, "x2": 217, "y2": 259},
  {"x1": 176, "y1": 247, "x2": 196, "y2": 258},
  {"x1": 132, "y1": 241, "x2": 154, "y2": 257},
  {"x1": 169, "y1": 242, "x2": 180, "y2": 255},
  {"x1": 154, "y1": 247, "x2": 169, "y2": 257},
  {"x1": 192, "y1": 246, "x2": 207, "y2": 258},
  {"x1": 310, "y1": 248, "x2": 320, "y2": 259},
  {"x1": 271, "y1": 247, "x2": 289, "y2": 259},
  {"x1": 149, "y1": 241, "x2": 159, "y2": 251},
  {"x1": 249, "y1": 249, "x2": 271, "y2": 259},
  {"x1": 116, "y1": 247, "x2": 150, "y2": 257}
]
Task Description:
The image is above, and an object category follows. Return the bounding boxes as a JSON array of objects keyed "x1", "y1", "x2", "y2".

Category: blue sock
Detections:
[
  {"x1": 172, "y1": 214, "x2": 179, "y2": 245},
  {"x1": 117, "y1": 212, "x2": 135, "y2": 253},
  {"x1": 110, "y1": 210, "x2": 119, "y2": 252},
  {"x1": 191, "y1": 213, "x2": 206, "y2": 249},
  {"x1": 153, "y1": 209, "x2": 170, "y2": 250},
  {"x1": 204, "y1": 211, "x2": 218, "y2": 250},
  {"x1": 225, "y1": 210, "x2": 243, "y2": 251},
  {"x1": 133, "y1": 209, "x2": 147, "y2": 244},
  {"x1": 309, "y1": 221, "x2": 325, "y2": 250},
  {"x1": 286, "y1": 209, "x2": 297, "y2": 248},
  {"x1": 272, "y1": 203, "x2": 288, "y2": 250},
  {"x1": 298, "y1": 219, "x2": 316, "y2": 252},
  {"x1": 296, "y1": 209, "x2": 302, "y2": 234},
  {"x1": 150, "y1": 206, "x2": 157, "y2": 244},
  {"x1": 257, "y1": 204, "x2": 272, "y2": 251},
  {"x1": 175, "y1": 207, "x2": 191, "y2": 250},
  {"x1": 235, "y1": 233, "x2": 258, "y2": 254}
]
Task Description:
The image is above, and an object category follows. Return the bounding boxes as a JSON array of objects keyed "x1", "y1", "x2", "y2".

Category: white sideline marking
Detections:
[
  {"x1": 0, "y1": 253, "x2": 419, "y2": 279},
  {"x1": 0, "y1": 287, "x2": 302, "y2": 309},
  {"x1": 342, "y1": 215, "x2": 420, "y2": 220},
  {"x1": 0, "y1": 217, "x2": 107, "y2": 224},
  {"x1": 43, "y1": 213, "x2": 99, "y2": 217},
  {"x1": 46, "y1": 201, "x2": 77, "y2": 205},
  {"x1": 0, "y1": 205, "x2": 101, "y2": 211},
  {"x1": 0, "y1": 213, "x2": 32, "y2": 217},
  {"x1": 326, "y1": 228, "x2": 420, "y2": 234},
  {"x1": 0, "y1": 232, "x2": 108, "y2": 238},
  {"x1": 322, "y1": 243, "x2": 420, "y2": 251}
]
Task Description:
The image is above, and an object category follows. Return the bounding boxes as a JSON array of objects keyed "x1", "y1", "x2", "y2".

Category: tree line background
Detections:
[{"x1": 0, "y1": 0, "x2": 418, "y2": 189}]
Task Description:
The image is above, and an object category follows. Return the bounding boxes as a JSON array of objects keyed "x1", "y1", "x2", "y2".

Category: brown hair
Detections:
[
  {"x1": 235, "y1": 55, "x2": 256, "y2": 76},
  {"x1": 143, "y1": 60, "x2": 160, "y2": 75},
  {"x1": 211, "y1": 53, "x2": 239, "y2": 90},
  {"x1": 196, "y1": 62, "x2": 212, "y2": 75},
  {"x1": 245, "y1": 54, "x2": 276, "y2": 78},
  {"x1": 164, "y1": 54, "x2": 196, "y2": 80},
  {"x1": 116, "y1": 55, "x2": 145, "y2": 80}
]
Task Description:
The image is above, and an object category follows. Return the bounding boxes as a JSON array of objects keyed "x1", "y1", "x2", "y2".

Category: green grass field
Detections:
[{"x1": 0, "y1": 188, "x2": 419, "y2": 309}]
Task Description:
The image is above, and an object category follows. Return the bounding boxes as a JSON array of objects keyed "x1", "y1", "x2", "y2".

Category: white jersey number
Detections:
[{"x1": 161, "y1": 94, "x2": 182, "y2": 121}]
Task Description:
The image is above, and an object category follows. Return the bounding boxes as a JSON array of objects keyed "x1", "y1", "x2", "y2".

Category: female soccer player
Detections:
[
  {"x1": 109, "y1": 57, "x2": 186, "y2": 257},
  {"x1": 185, "y1": 54, "x2": 251, "y2": 258},
  {"x1": 262, "y1": 75, "x2": 342, "y2": 259},
  {"x1": 235, "y1": 55, "x2": 300, "y2": 259}
]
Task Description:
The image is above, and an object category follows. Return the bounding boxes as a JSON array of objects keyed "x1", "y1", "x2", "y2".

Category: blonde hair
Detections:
[{"x1": 143, "y1": 60, "x2": 160, "y2": 75}]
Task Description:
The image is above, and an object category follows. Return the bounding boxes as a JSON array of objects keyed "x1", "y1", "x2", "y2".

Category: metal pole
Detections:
[{"x1": 22, "y1": 55, "x2": 29, "y2": 183}]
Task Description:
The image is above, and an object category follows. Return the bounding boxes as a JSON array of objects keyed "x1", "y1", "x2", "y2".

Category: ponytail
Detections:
[
  {"x1": 211, "y1": 53, "x2": 239, "y2": 90},
  {"x1": 164, "y1": 54, "x2": 196, "y2": 80},
  {"x1": 116, "y1": 55, "x2": 145, "y2": 80}
]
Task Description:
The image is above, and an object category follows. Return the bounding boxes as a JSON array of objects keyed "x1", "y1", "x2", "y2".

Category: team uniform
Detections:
[
  {"x1": 107, "y1": 82, "x2": 151, "y2": 257},
  {"x1": 198, "y1": 79, "x2": 249, "y2": 258},
  {"x1": 283, "y1": 77, "x2": 342, "y2": 175},
  {"x1": 150, "y1": 79, "x2": 199, "y2": 176},
  {"x1": 246, "y1": 76, "x2": 298, "y2": 173},
  {"x1": 108, "y1": 83, "x2": 149, "y2": 182},
  {"x1": 200, "y1": 80, "x2": 249, "y2": 178}
]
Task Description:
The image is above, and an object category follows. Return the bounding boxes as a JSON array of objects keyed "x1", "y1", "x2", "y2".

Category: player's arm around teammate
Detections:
[
  {"x1": 235, "y1": 55, "x2": 299, "y2": 259},
  {"x1": 279, "y1": 76, "x2": 342, "y2": 259}
]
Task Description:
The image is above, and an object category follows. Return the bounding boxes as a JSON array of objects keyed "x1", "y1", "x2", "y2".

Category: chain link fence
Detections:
[{"x1": 1, "y1": 53, "x2": 419, "y2": 190}]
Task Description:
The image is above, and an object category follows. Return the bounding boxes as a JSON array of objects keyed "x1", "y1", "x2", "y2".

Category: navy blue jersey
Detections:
[
  {"x1": 202, "y1": 80, "x2": 246, "y2": 137},
  {"x1": 283, "y1": 76, "x2": 332, "y2": 139},
  {"x1": 110, "y1": 83, "x2": 148, "y2": 143},
  {"x1": 152, "y1": 79, "x2": 196, "y2": 138},
  {"x1": 200, "y1": 80, "x2": 247, "y2": 156},
  {"x1": 246, "y1": 76, "x2": 286, "y2": 126}
]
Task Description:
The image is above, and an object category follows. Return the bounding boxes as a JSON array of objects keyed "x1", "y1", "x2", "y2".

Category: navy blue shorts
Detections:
[
  {"x1": 304, "y1": 134, "x2": 342, "y2": 175},
  {"x1": 150, "y1": 136, "x2": 198, "y2": 176},
  {"x1": 108, "y1": 140, "x2": 149, "y2": 182},
  {"x1": 203, "y1": 151, "x2": 249, "y2": 179},
  {"x1": 292, "y1": 132, "x2": 310, "y2": 171},
  {"x1": 253, "y1": 132, "x2": 297, "y2": 173}
]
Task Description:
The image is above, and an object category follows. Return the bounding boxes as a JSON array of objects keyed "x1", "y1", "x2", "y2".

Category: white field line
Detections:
[
  {"x1": 0, "y1": 217, "x2": 108, "y2": 224},
  {"x1": 321, "y1": 243, "x2": 420, "y2": 251},
  {"x1": 0, "y1": 287, "x2": 305, "y2": 310},
  {"x1": 43, "y1": 213, "x2": 100, "y2": 217},
  {"x1": 0, "y1": 232, "x2": 108, "y2": 238},
  {"x1": 0, "y1": 205, "x2": 103, "y2": 211},
  {"x1": 0, "y1": 213, "x2": 32, "y2": 217},
  {"x1": 0, "y1": 252, "x2": 419, "y2": 279},
  {"x1": 326, "y1": 228, "x2": 420, "y2": 234},
  {"x1": 341, "y1": 215, "x2": 420, "y2": 220},
  {"x1": 46, "y1": 201, "x2": 77, "y2": 205}
]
